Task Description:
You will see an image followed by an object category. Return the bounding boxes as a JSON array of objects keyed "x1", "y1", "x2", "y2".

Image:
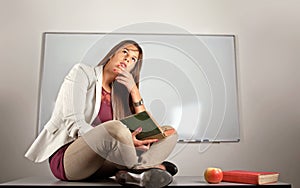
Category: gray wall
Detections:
[{"x1": 1, "y1": 0, "x2": 299, "y2": 187}]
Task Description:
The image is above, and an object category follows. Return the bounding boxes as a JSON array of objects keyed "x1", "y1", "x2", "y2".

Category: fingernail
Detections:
[{"x1": 137, "y1": 127, "x2": 142, "y2": 132}]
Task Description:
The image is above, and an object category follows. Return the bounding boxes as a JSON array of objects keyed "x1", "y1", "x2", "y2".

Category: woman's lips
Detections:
[{"x1": 119, "y1": 62, "x2": 127, "y2": 68}]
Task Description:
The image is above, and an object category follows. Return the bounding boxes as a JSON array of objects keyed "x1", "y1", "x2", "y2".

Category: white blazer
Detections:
[{"x1": 25, "y1": 63, "x2": 104, "y2": 163}]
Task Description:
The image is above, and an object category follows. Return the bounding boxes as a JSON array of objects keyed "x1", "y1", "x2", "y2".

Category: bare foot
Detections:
[
  {"x1": 162, "y1": 128, "x2": 176, "y2": 137},
  {"x1": 156, "y1": 164, "x2": 166, "y2": 171}
]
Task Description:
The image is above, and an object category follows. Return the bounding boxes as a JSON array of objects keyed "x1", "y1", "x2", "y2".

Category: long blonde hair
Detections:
[{"x1": 97, "y1": 40, "x2": 143, "y2": 119}]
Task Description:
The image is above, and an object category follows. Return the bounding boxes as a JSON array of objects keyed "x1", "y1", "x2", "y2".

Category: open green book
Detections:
[{"x1": 120, "y1": 111, "x2": 167, "y2": 140}]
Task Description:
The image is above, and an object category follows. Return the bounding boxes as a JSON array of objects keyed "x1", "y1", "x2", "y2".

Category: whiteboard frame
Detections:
[{"x1": 36, "y1": 32, "x2": 241, "y2": 143}]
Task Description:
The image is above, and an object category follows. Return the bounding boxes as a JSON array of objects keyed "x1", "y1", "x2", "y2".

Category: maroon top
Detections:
[
  {"x1": 91, "y1": 88, "x2": 113, "y2": 126},
  {"x1": 49, "y1": 87, "x2": 113, "y2": 180}
]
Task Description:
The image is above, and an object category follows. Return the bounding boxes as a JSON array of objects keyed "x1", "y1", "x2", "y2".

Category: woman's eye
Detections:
[
  {"x1": 132, "y1": 58, "x2": 137, "y2": 63},
  {"x1": 122, "y1": 49, "x2": 128, "y2": 54}
]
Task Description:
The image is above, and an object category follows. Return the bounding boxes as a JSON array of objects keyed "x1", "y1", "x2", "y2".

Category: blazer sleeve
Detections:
[{"x1": 60, "y1": 63, "x2": 94, "y2": 137}]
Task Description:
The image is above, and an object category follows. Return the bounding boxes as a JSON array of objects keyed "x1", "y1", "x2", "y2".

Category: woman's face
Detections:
[{"x1": 106, "y1": 44, "x2": 140, "y2": 74}]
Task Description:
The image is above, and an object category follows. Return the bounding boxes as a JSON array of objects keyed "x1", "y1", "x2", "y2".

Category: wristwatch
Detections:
[{"x1": 133, "y1": 98, "x2": 144, "y2": 107}]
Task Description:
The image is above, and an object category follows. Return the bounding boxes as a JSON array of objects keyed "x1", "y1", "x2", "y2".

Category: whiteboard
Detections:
[{"x1": 38, "y1": 32, "x2": 240, "y2": 142}]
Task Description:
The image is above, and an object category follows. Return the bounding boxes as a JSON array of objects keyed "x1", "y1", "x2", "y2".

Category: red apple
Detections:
[{"x1": 204, "y1": 167, "x2": 223, "y2": 184}]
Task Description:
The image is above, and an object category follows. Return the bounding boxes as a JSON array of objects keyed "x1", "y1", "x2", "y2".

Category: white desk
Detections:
[{"x1": 1, "y1": 176, "x2": 292, "y2": 187}]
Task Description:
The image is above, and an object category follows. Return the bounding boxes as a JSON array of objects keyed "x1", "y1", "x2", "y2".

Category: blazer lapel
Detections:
[{"x1": 90, "y1": 65, "x2": 103, "y2": 124}]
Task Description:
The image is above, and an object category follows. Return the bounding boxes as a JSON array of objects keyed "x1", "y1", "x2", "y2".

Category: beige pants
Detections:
[{"x1": 63, "y1": 120, "x2": 178, "y2": 180}]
